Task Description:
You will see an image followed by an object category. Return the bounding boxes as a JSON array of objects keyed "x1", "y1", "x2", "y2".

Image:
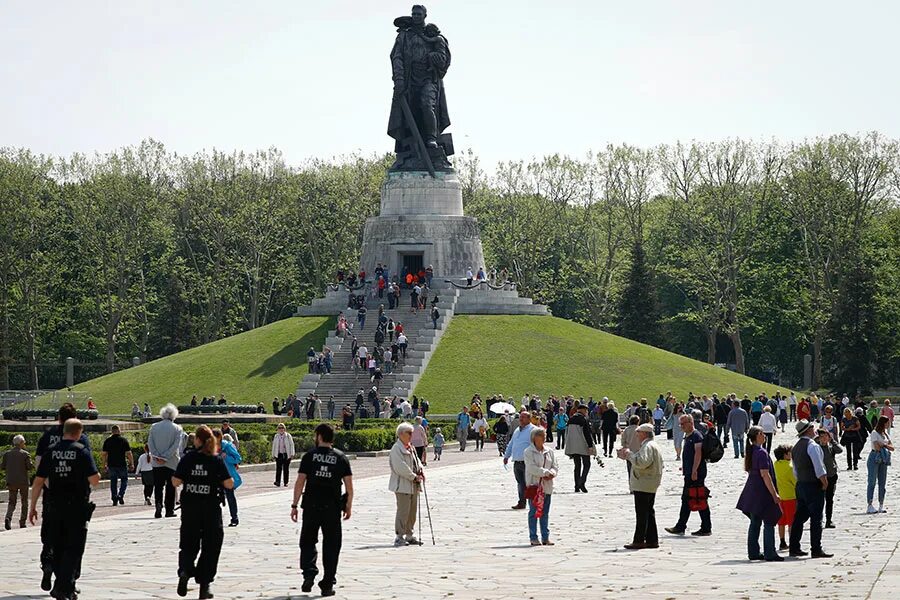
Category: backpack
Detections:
[{"x1": 702, "y1": 428, "x2": 724, "y2": 463}]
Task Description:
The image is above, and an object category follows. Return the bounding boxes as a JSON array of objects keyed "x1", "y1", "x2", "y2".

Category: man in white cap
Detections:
[
  {"x1": 788, "y1": 420, "x2": 833, "y2": 558},
  {"x1": 618, "y1": 423, "x2": 663, "y2": 549}
]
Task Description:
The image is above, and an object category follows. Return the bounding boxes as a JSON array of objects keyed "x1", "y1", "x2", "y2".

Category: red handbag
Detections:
[{"x1": 687, "y1": 485, "x2": 709, "y2": 511}]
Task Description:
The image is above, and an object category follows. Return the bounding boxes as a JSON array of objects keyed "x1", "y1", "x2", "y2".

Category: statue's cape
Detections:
[{"x1": 387, "y1": 27, "x2": 451, "y2": 143}]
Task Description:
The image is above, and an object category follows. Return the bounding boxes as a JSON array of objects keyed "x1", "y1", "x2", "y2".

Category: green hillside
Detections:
[
  {"x1": 414, "y1": 315, "x2": 783, "y2": 414},
  {"x1": 74, "y1": 317, "x2": 331, "y2": 414}
]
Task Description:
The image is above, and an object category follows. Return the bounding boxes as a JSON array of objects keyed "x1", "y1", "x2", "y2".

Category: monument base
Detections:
[
  {"x1": 359, "y1": 171, "x2": 485, "y2": 280},
  {"x1": 360, "y1": 215, "x2": 485, "y2": 282}
]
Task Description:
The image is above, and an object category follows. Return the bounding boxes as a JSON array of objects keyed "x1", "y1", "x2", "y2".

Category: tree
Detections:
[{"x1": 617, "y1": 241, "x2": 660, "y2": 345}]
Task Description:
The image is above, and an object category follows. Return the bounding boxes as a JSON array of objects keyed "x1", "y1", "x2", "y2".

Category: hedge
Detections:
[
  {"x1": 2, "y1": 409, "x2": 99, "y2": 421},
  {"x1": 177, "y1": 405, "x2": 261, "y2": 415}
]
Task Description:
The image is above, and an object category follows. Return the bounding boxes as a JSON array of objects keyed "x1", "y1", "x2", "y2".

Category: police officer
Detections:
[
  {"x1": 171, "y1": 425, "x2": 233, "y2": 600},
  {"x1": 28, "y1": 418, "x2": 99, "y2": 600},
  {"x1": 34, "y1": 403, "x2": 91, "y2": 593},
  {"x1": 291, "y1": 423, "x2": 354, "y2": 597}
]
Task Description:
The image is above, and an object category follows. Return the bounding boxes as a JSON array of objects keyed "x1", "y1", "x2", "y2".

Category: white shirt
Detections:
[
  {"x1": 466, "y1": 269, "x2": 473, "y2": 279},
  {"x1": 870, "y1": 430, "x2": 891, "y2": 448},
  {"x1": 413, "y1": 285, "x2": 421, "y2": 295},
  {"x1": 397, "y1": 334, "x2": 407, "y2": 345},
  {"x1": 759, "y1": 412, "x2": 777, "y2": 433},
  {"x1": 136, "y1": 453, "x2": 155, "y2": 473},
  {"x1": 789, "y1": 394, "x2": 797, "y2": 406},
  {"x1": 358, "y1": 346, "x2": 368, "y2": 359},
  {"x1": 384, "y1": 350, "x2": 392, "y2": 362}
]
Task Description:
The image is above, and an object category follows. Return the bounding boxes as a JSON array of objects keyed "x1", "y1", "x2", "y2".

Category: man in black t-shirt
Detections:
[
  {"x1": 101, "y1": 425, "x2": 134, "y2": 506},
  {"x1": 291, "y1": 423, "x2": 353, "y2": 598},
  {"x1": 29, "y1": 418, "x2": 100, "y2": 599}
]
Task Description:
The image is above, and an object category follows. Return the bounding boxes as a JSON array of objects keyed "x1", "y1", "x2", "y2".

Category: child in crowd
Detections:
[
  {"x1": 773, "y1": 444, "x2": 796, "y2": 550},
  {"x1": 433, "y1": 428, "x2": 445, "y2": 461}
]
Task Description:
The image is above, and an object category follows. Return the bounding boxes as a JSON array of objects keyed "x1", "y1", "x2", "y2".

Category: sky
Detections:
[{"x1": 2, "y1": 0, "x2": 899, "y2": 168}]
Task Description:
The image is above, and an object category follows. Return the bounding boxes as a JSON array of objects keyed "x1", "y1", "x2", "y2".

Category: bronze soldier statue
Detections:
[{"x1": 387, "y1": 5, "x2": 454, "y2": 172}]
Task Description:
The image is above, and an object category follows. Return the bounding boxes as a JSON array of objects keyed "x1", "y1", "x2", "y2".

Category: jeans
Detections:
[
  {"x1": 747, "y1": 514, "x2": 778, "y2": 559},
  {"x1": 632, "y1": 491, "x2": 658, "y2": 545},
  {"x1": 867, "y1": 452, "x2": 888, "y2": 505},
  {"x1": 654, "y1": 419, "x2": 663, "y2": 435},
  {"x1": 790, "y1": 480, "x2": 825, "y2": 553},
  {"x1": 573, "y1": 455, "x2": 591, "y2": 491},
  {"x1": 513, "y1": 461, "x2": 526, "y2": 504},
  {"x1": 731, "y1": 431, "x2": 746, "y2": 458},
  {"x1": 556, "y1": 429, "x2": 566, "y2": 449},
  {"x1": 527, "y1": 493, "x2": 551, "y2": 541},
  {"x1": 676, "y1": 480, "x2": 711, "y2": 532},
  {"x1": 224, "y1": 488, "x2": 238, "y2": 524},
  {"x1": 104, "y1": 468, "x2": 126, "y2": 503},
  {"x1": 458, "y1": 428, "x2": 468, "y2": 451}
]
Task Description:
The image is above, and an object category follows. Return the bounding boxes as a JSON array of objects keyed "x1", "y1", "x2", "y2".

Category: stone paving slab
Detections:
[{"x1": 0, "y1": 430, "x2": 898, "y2": 599}]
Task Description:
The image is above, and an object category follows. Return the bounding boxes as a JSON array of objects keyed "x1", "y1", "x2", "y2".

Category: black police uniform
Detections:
[
  {"x1": 35, "y1": 438, "x2": 97, "y2": 598},
  {"x1": 35, "y1": 427, "x2": 91, "y2": 579},
  {"x1": 297, "y1": 446, "x2": 352, "y2": 592},
  {"x1": 174, "y1": 450, "x2": 230, "y2": 587}
]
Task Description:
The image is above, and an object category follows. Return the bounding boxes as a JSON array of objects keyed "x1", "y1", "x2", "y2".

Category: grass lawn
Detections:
[
  {"x1": 414, "y1": 315, "x2": 785, "y2": 414},
  {"x1": 73, "y1": 317, "x2": 331, "y2": 414}
]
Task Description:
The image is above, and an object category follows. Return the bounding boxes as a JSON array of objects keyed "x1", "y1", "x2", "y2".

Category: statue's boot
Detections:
[{"x1": 422, "y1": 110, "x2": 439, "y2": 148}]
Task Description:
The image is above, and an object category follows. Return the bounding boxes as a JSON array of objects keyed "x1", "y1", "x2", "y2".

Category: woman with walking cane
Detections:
[{"x1": 389, "y1": 422, "x2": 424, "y2": 546}]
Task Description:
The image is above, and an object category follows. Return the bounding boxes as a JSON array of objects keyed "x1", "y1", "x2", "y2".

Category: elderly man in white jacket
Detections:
[
  {"x1": 389, "y1": 422, "x2": 424, "y2": 546},
  {"x1": 147, "y1": 403, "x2": 185, "y2": 518}
]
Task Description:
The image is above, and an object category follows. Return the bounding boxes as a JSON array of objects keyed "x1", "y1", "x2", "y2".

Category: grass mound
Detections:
[
  {"x1": 414, "y1": 315, "x2": 783, "y2": 414},
  {"x1": 73, "y1": 317, "x2": 331, "y2": 414}
]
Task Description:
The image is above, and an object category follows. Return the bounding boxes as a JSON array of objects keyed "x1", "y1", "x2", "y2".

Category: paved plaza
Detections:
[{"x1": 1, "y1": 429, "x2": 898, "y2": 599}]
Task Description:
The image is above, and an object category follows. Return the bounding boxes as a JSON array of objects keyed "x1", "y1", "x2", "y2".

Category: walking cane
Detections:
[{"x1": 422, "y1": 480, "x2": 436, "y2": 546}]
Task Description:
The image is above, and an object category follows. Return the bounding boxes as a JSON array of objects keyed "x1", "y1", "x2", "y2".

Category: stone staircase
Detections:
[{"x1": 295, "y1": 288, "x2": 459, "y2": 408}]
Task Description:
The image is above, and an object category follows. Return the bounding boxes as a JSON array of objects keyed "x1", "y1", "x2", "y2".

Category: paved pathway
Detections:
[{"x1": 1, "y1": 429, "x2": 898, "y2": 599}]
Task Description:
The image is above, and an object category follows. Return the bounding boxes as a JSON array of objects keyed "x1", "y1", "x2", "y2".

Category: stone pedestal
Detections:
[{"x1": 360, "y1": 171, "x2": 485, "y2": 280}]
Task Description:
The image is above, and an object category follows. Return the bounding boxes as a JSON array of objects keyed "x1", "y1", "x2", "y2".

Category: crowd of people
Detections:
[{"x1": 8, "y1": 389, "x2": 896, "y2": 598}]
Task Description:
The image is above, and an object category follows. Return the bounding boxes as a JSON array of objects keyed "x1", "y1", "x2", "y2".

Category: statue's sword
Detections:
[{"x1": 399, "y1": 95, "x2": 436, "y2": 178}]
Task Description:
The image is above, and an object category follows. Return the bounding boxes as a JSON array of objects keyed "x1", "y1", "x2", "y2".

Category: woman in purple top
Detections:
[{"x1": 736, "y1": 426, "x2": 784, "y2": 561}]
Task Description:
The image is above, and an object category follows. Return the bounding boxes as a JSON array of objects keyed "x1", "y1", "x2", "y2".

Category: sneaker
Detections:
[
  {"x1": 228, "y1": 520, "x2": 239, "y2": 527},
  {"x1": 879, "y1": 505, "x2": 887, "y2": 513},
  {"x1": 301, "y1": 579, "x2": 314, "y2": 593},
  {"x1": 664, "y1": 527, "x2": 685, "y2": 535},
  {"x1": 177, "y1": 573, "x2": 190, "y2": 597},
  {"x1": 394, "y1": 536, "x2": 408, "y2": 547},
  {"x1": 867, "y1": 504, "x2": 878, "y2": 514},
  {"x1": 825, "y1": 521, "x2": 835, "y2": 529},
  {"x1": 405, "y1": 535, "x2": 420, "y2": 545},
  {"x1": 145, "y1": 498, "x2": 152, "y2": 506}
]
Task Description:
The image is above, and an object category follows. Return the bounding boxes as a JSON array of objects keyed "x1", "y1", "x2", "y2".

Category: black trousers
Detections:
[
  {"x1": 555, "y1": 429, "x2": 566, "y2": 449},
  {"x1": 300, "y1": 507, "x2": 343, "y2": 589},
  {"x1": 676, "y1": 480, "x2": 711, "y2": 532},
  {"x1": 40, "y1": 505, "x2": 87, "y2": 596},
  {"x1": 573, "y1": 455, "x2": 591, "y2": 490},
  {"x1": 825, "y1": 474, "x2": 838, "y2": 522},
  {"x1": 275, "y1": 454, "x2": 291, "y2": 486},
  {"x1": 153, "y1": 466, "x2": 176, "y2": 514},
  {"x1": 845, "y1": 439, "x2": 863, "y2": 468},
  {"x1": 602, "y1": 431, "x2": 617, "y2": 456},
  {"x1": 632, "y1": 491, "x2": 658, "y2": 545},
  {"x1": 790, "y1": 480, "x2": 825, "y2": 554},
  {"x1": 179, "y1": 506, "x2": 224, "y2": 585}
]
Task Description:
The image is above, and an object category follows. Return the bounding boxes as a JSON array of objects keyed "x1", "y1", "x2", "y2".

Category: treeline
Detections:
[
  {"x1": 457, "y1": 134, "x2": 900, "y2": 393},
  {"x1": 0, "y1": 140, "x2": 388, "y2": 388},
  {"x1": 2, "y1": 134, "x2": 899, "y2": 393}
]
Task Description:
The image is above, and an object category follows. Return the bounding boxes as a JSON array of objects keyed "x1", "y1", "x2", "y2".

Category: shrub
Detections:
[
  {"x1": 177, "y1": 405, "x2": 261, "y2": 415},
  {"x1": 1, "y1": 409, "x2": 99, "y2": 421}
]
